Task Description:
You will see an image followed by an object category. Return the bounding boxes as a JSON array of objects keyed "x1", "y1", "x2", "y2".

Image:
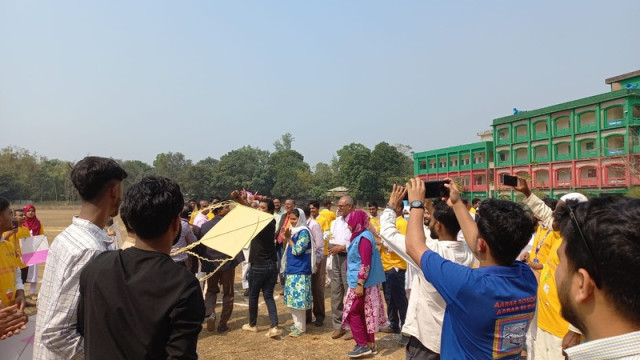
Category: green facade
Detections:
[{"x1": 413, "y1": 142, "x2": 493, "y2": 175}]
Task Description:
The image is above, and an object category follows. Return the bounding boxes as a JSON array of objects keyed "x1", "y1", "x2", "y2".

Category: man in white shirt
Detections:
[
  {"x1": 34, "y1": 156, "x2": 127, "y2": 360},
  {"x1": 381, "y1": 185, "x2": 475, "y2": 359},
  {"x1": 329, "y1": 196, "x2": 353, "y2": 339},
  {"x1": 555, "y1": 196, "x2": 640, "y2": 360}
]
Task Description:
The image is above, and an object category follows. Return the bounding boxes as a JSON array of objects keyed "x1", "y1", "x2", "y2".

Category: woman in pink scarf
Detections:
[
  {"x1": 342, "y1": 210, "x2": 386, "y2": 358},
  {"x1": 22, "y1": 204, "x2": 44, "y2": 296}
]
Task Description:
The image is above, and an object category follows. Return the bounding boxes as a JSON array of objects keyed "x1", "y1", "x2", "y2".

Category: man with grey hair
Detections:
[{"x1": 329, "y1": 196, "x2": 353, "y2": 339}]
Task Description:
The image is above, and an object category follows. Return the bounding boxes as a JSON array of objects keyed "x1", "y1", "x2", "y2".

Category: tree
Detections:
[
  {"x1": 370, "y1": 142, "x2": 413, "y2": 199},
  {"x1": 309, "y1": 162, "x2": 338, "y2": 200},
  {"x1": 119, "y1": 160, "x2": 154, "y2": 191},
  {"x1": 273, "y1": 133, "x2": 295, "y2": 152},
  {"x1": 211, "y1": 146, "x2": 271, "y2": 197},
  {"x1": 267, "y1": 149, "x2": 311, "y2": 199},
  {"x1": 333, "y1": 143, "x2": 372, "y2": 199},
  {"x1": 182, "y1": 158, "x2": 219, "y2": 199},
  {"x1": 152, "y1": 152, "x2": 192, "y2": 184}
]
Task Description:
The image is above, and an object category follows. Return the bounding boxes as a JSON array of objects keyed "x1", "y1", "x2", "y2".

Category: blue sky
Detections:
[{"x1": 1, "y1": 1, "x2": 638, "y2": 168}]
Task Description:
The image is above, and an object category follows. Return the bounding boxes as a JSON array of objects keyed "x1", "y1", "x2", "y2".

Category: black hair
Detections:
[
  {"x1": 211, "y1": 196, "x2": 222, "y2": 203},
  {"x1": 323, "y1": 200, "x2": 332, "y2": 207},
  {"x1": 0, "y1": 197, "x2": 10, "y2": 212},
  {"x1": 13, "y1": 208, "x2": 24, "y2": 214},
  {"x1": 368, "y1": 202, "x2": 378, "y2": 208},
  {"x1": 558, "y1": 197, "x2": 640, "y2": 324},
  {"x1": 71, "y1": 156, "x2": 128, "y2": 201},
  {"x1": 472, "y1": 198, "x2": 481, "y2": 205},
  {"x1": 119, "y1": 176, "x2": 183, "y2": 240},
  {"x1": 188, "y1": 198, "x2": 197, "y2": 204},
  {"x1": 303, "y1": 206, "x2": 311, "y2": 218},
  {"x1": 432, "y1": 200, "x2": 461, "y2": 237},
  {"x1": 309, "y1": 200, "x2": 320, "y2": 209},
  {"x1": 462, "y1": 199, "x2": 469, "y2": 205},
  {"x1": 476, "y1": 199, "x2": 536, "y2": 266},
  {"x1": 543, "y1": 198, "x2": 558, "y2": 211},
  {"x1": 180, "y1": 205, "x2": 191, "y2": 220},
  {"x1": 260, "y1": 198, "x2": 275, "y2": 214}
]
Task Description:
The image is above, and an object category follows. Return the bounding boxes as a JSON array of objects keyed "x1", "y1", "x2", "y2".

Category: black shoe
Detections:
[
  {"x1": 314, "y1": 319, "x2": 324, "y2": 327},
  {"x1": 379, "y1": 325, "x2": 400, "y2": 334},
  {"x1": 217, "y1": 324, "x2": 229, "y2": 333}
]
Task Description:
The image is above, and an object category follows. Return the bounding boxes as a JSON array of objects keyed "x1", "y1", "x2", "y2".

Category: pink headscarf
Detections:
[
  {"x1": 346, "y1": 210, "x2": 370, "y2": 242},
  {"x1": 23, "y1": 204, "x2": 42, "y2": 236}
]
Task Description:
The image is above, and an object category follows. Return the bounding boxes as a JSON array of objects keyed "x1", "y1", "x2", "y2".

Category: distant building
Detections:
[{"x1": 413, "y1": 70, "x2": 640, "y2": 199}]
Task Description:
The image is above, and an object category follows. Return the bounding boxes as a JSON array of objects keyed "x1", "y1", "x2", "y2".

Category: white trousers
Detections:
[{"x1": 291, "y1": 308, "x2": 306, "y2": 332}]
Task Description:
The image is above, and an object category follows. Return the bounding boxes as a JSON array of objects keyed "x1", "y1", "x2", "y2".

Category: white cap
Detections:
[{"x1": 559, "y1": 193, "x2": 588, "y2": 203}]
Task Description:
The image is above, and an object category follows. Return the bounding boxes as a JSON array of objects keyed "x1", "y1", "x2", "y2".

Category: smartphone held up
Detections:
[
  {"x1": 405, "y1": 180, "x2": 451, "y2": 200},
  {"x1": 500, "y1": 174, "x2": 518, "y2": 187}
]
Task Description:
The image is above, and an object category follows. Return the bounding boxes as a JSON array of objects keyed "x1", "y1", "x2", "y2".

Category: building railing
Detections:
[
  {"x1": 578, "y1": 150, "x2": 598, "y2": 159},
  {"x1": 606, "y1": 148, "x2": 624, "y2": 156}
]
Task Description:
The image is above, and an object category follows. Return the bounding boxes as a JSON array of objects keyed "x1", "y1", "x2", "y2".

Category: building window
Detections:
[
  {"x1": 419, "y1": 160, "x2": 427, "y2": 170},
  {"x1": 579, "y1": 112, "x2": 596, "y2": 127},
  {"x1": 535, "y1": 146, "x2": 548, "y2": 159},
  {"x1": 555, "y1": 117, "x2": 570, "y2": 131},
  {"x1": 474, "y1": 175, "x2": 485, "y2": 185},
  {"x1": 534, "y1": 121, "x2": 548, "y2": 134},
  {"x1": 474, "y1": 153, "x2": 485, "y2": 164},
  {"x1": 557, "y1": 143, "x2": 571, "y2": 156},
  {"x1": 429, "y1": 161, "x2": 437, "y2": 169},
  {"x1": 461, "y1": 176, "x2": 471, "y2": 186},
  {"x1": 450, "y1": 158, "x2": 458, "y2": 166},
  {"x1": 535, "y1": 170, "x2": 549, "y2": 186},
  {"x1": 633, "y1": 104, "x2": 640, "y2": 118},
  {"x1": 606, "y1": 135, "x2": 624, "y2": 155},
  {"x1": 516, "y1": 148, "x2": 528, "y2": 161},
  {"x1": 607, "y1": 165, "x2": 626, "y2": 184},
  {"x1": 498, "y1": 151, "x2": 509, "y2": 162},
  {"x1": 557, "y1": 169, "x2": 571, "y2": 185},
  {"x1": 606, "y1": 107, "x2": 624, "y2": 125},
  {"x1": 498, "y1": 129, "x2": 509, "y2": 140},
  {"x1": 585, "y1": 141, "x2": 595, "y2": 150},
  {"x1": 516, "y1": 126, "x2": 527, "y2": 138},
  {"x1": 439, "y1": 160, "x2": 446, "y2": 168},
  {"x1": 461, "y1": 155, "x2": 470, "y2": 165}
]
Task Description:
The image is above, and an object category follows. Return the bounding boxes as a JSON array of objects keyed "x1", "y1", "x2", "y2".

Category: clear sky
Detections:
[{"x1": 1, "y1": 1, "x2": 638, "y2": 168}]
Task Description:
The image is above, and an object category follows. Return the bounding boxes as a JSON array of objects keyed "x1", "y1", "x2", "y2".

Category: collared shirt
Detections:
[
  {"x1": 274, "y1": 209, "x2": 286, "y2": 231},
  {"x1": 193, "y1": 212, "x2": 209, "y2": 228},
  {"x1": 329, "y1": 216, "x2": 351, "y2": 248},
  {"x1": 565, "y1": 331, "x2": 640, "y2": 360},
  {"x1": 34, "y1": 216, "x2": 112, "y2": 360},
  {"x1": 380, "y1": 208, "x2": 475, "y2": 353},
  {"x1": 306, "y1": 217, "x2": 324, "y2": 261}
]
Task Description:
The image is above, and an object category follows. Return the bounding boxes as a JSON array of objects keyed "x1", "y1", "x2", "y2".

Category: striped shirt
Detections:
[
  {"x1": 565, "y1": 331, "x2": 640, "y2": 360},
  {"x1": 34, "y1": 217, "x2": 112, "y2": 360}
]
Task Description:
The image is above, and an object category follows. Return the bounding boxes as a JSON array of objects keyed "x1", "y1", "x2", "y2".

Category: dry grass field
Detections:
[{"x1": 31, "y1": 206, "x2": 406, "y2": 360}]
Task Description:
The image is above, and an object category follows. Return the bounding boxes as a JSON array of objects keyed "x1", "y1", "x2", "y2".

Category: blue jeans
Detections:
[
  {"x1": 383, "y1": 268, "x2": 408, "y2": 331},
  {"x1": 248, "y1": 262, "x2": 279, "y2": 327}
]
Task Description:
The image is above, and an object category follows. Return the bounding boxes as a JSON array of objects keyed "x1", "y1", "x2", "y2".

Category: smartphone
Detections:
[
  {"x1": 501, "y1": 174, "x2": 519, "y2": 187},
  {"x1": 405, "y1": 180, "x2": 451, "y2": 199},
  {"x1": 11, "y1": 220, "x2": 18, "y2": 229}
]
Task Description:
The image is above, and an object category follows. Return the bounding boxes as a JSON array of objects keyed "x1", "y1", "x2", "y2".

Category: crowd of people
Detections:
[{"x1": 0, "y1": 155, "x2": 639, "y2": 359}]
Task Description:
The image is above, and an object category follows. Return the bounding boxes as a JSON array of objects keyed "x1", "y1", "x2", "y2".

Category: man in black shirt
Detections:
[{"x1": 78, "y1": 176, "x2": 205, "y2": 360}]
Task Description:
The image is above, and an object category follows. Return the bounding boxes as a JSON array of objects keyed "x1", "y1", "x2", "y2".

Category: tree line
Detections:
[{"x1": 0, "y1": 134, "x2": 414, "y2": 203}]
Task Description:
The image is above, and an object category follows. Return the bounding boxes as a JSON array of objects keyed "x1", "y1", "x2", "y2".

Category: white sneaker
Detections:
[
  {"x1": 242, "y1": 324, "x2": 257, "y2": 332},
  {"x1": 266, "y1": 326, "x2": 281, "y2": 338}
]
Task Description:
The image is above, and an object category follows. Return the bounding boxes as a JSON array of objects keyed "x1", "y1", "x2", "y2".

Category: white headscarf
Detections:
[
  {"x1": 560, "y1": 193, "x2": 588, "y2": 204},
  {"x1": 289, "y1": 208, "x2": 308, "y2": 236}
]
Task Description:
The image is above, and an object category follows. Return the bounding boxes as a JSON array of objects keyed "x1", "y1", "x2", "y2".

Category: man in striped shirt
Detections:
[{"x1": 34, "y1": 156, "x2": 127, "y2": 360}]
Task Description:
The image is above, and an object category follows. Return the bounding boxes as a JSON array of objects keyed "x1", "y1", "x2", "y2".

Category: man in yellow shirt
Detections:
[
  {"x1": 380, "y1": 203, "x2": 408, "y2": 335},
  {"x1": 0, "y1": 197, "x2": 28, "y2": 340},
  {"x1": 514, "y1": 179, "x2": 587, "y2": 360},
  {"x1": 368, "y1": 202, "x2": 381, "y2": 244}
]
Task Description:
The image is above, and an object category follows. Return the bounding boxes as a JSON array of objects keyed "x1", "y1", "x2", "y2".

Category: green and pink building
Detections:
[{"x1": 413, "y1": 70, "x2": 640, "y2": 199}]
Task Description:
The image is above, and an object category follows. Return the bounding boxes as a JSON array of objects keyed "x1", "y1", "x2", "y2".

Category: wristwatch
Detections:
[{"x1": 410, "y1": 200, "x2": 424, "y2": 209}]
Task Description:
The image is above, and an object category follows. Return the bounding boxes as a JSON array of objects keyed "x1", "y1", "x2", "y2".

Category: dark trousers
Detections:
[
  {"x1": 330, "y1": 253, "x2": 349, "y2": 329},
  {"x1": 248, "y1": 262, "x2": 279, "y2": 328},
  {"x1": 306, "y1": 257, "x2": 327, "y2": 323},
  {"x1": 383, "y1": 268, "x2": 408, "y2": 331},
  {"x1": 21, "y1": 267, "x2": 28, "y2": 284},
  {"x1": 204, "y1": 267, "x2": 235, "y2": 326},
  {"x1": 406, "y1": 336, "x2": 440, "y2": 360}
]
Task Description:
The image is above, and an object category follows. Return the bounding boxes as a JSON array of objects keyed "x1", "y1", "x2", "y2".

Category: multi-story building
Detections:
[
  {"x1": 413, "y1": 70, "x2": 640, "y2": 200},
  {"x1": 413, "y1": 141, "x2": 494, "y2": 199}
]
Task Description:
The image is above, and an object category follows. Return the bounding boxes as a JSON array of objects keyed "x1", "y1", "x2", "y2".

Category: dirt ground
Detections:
[{"x1": 30, "y1": 207, "x2": 406, "y2": 360}]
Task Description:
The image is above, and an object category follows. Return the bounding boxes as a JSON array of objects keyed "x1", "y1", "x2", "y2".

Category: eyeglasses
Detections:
[{"x1": 567, "y1": 205, "x2": 601, "y2": 287}]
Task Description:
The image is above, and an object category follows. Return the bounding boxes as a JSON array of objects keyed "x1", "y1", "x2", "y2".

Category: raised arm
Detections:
[
  {"x1": 444, "y1": 178, "x2": 478, "y2": 252},
  {"x1": 405, "y1": 179, "x2": 430, "y2": 266}
]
